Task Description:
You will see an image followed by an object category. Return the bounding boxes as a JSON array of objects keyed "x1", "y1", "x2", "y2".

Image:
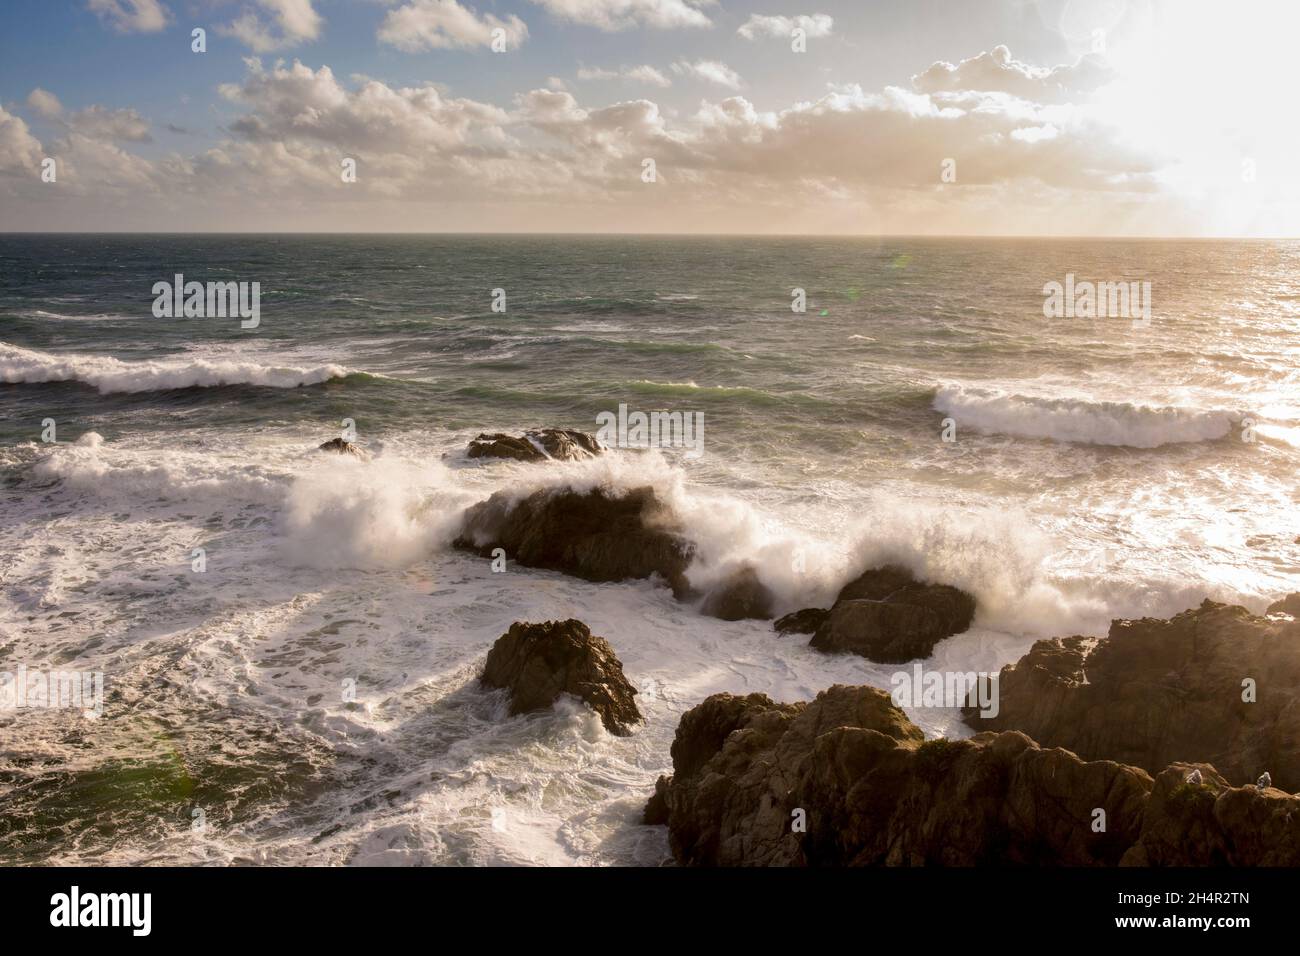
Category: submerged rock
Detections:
[
  {"x1": 970, "y1": 599, "x2": 1300, "y2": 792},
  {"x1": 481, "y1": 619, "x2": 641, "y2": 736},
  {"x1": 455, "y1": 485, "x2": 694, "y2": 597},
  {"x1": 647, "y1": 682, "x2": 1300, "y2": 866},
  {"x1": 467, "y1": 428, "x2": 603, "y2": 463}
]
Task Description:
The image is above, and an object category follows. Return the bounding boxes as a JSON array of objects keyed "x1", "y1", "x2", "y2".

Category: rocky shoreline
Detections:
[
  {"x1": 643, "y1": 596, "x2": 1300, "y2": 866},
  {"x1": 337, "y1": 428, "x2": 1300, "y2": 865}
]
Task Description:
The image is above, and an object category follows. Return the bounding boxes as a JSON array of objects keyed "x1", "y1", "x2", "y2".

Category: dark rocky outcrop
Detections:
[
  {"x1": 777, "y1": 564, "x2": 976, "y2": 662},
  {"x1": 467, "y1": 428, "x2": 603, "y2": 463},
  {"x1": 1267, "y1": 592, "x2": 1300, "y2": 617},
  {"x1": 318, "y1": 437, "x2": 364, "y2": 457},
  {"x1": 699, "y1": 565, "x2": 776, "y2": 621},
  {"x1": 481, "y1": 619, "x2": 641, "y2": 735},
  {"x1": 647, "y1": 683, "x2": 1300, "y2": 866},
  {"x1": 968, "y1": 598, "x2": 1300, "y2": 792},
  {"x1": 453, "y1": 484, "x2": 781, "y2": 618},
  {"x1": 1121, "y1": 763, "x2": 1300, "y2": 866},
  {"x1": 455, "y1": 485, "x2": 694, "y2": 596},
  {"x1": 773, "y1": 607, "x2": 829, "y2": 636}
]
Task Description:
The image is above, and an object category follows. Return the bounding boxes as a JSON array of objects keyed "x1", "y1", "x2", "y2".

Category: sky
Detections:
[{"x1": 0, "y1": 0, "x2": 1297, "y2": 235}]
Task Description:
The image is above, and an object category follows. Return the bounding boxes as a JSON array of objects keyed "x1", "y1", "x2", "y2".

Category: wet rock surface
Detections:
[
  {"x1": 454, "y1": 485, "x2": 694, "y2": 597},
  {"x1": 481, "y1": 619, "x2": 641, "y2": 736},
  {"x1": 467, "y1": 428, "x2": 603, "y2": 463},
  {"x1": 647, "y1": 682, "x2": 1300, "y2": 866},
  {"x1": 778, "y1": 565, "x2": 977, "y2": 662},
  {"x1": 970, "y1": 598, "x2": 1300, "y2": 792}
]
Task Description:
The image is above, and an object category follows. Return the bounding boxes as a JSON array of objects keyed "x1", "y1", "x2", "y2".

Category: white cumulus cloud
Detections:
[
  {"x1": 672, "y1": 59, "x2": 744, "y2": 90},
  {"x1": 378, "y1": 0, "x2": 529, "y2": 51},
  {"x1": 220, "y1": 0, "x2": 324, "y2": 52},
  {"x1": 529, "y1": 0, "x2": 711, "y2": 31},
  {"x1": 86, "y1": 0, "x2": 169, "y2": 34}
]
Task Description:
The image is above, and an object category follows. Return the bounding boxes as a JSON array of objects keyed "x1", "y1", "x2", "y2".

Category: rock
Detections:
[
  {"x1": 773, "y1": 608, "x2": 829, "y2": 636},
  {"x1": 532, "y1": 428, "x2": 603, "y2": 460},
  {"x1": 318, "y1": 437, "x2": 364, "y2": 457},
  {"x1": 971, "y1": 599, "x2": 1300, "y2": 791},
  {"x1": 699, "y1": 565, "x2": 776, "y2": 621},
  {"x1": 835, "y1": 565, "x2": 977, "y2": 635},
  {"x1": 1120, "y1": 763, "x2": 1300, "y2": 866},
  {"x1": 480, "y1": 619, "x2": 641, "y2": 736},
  {"x1": 467, "y1": 428, "x2": 603, "y2": 463},
  {"x1": 455, "y1": 485, "x2": 694, "y2": 597},
  {"x1": 780, "y1": 565, "x2": 976, "y2": 662},
  {"x1": 466, "y1": 433, "x2": 540, "y2": 462},
  {"x1": 648, "y1": 684, "x2": 1158, "y2": 866},
  {"x1": 807, "y1": 566, "x2": 977, "y2": 663},
  {"x1": 1266, "y1": 592, "x2": 1300, "y2": 617},
  {"x1": 833, "y1": 564, "x2": 919, "y2": 603},
  {"x1": 648, "y1": 683, "x2": 1300, "y2": 866},
  {"x1": 811, "y1": 600, "x2": 953, "y2": 663}
]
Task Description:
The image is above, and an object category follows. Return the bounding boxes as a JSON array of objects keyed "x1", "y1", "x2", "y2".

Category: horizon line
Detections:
[{"x1": 2, "y1": 231, "x2": 1298, "y2": 241}]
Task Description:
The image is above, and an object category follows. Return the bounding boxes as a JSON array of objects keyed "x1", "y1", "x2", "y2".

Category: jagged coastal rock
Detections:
[
  {"x1": 481, "y1": 619, "x2": 641, "y2": 736},
  {"x1": 455, "y1": 485, "x2": 694, "y2": 596},
  {"x1": 776, "y1": 564, "x2": 977, "y2": 662},
  {"x1": 646, "y1": 683, "x2": 1300, "y2": 866},
  {"x1": 968, "y1": 597, "x2": 1300, "y2": 792},
  {"x1": 467, "y1": 428, "x2": 604, "y2": 463}
]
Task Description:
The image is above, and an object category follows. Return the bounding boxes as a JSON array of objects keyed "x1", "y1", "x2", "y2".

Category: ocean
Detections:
[{"x1": 2, "y1": 234, "x2": 1298, "y2": 865}]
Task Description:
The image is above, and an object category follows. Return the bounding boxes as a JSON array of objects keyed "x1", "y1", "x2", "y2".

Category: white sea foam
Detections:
[
  {"x1": 30, "y1": 432, "x2": 288, "y2": 504},
  {"x1": 0, "y1": 341, "x2": 351, "y2": 394},
  {"x1": 23, "y1": 309, "x2": 133, "y2": 321},
  {"x1": 5, "y1": 425, "x2": 1289, "y2": 866},
  {"x1": 281, "y1": 458, "x2": 479, "y2": 569},
  {"x1": 934, "y1": 383, "x2": 1239, "y2": 447}
]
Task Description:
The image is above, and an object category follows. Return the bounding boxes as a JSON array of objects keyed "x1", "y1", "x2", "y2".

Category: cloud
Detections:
[
  {"x1": 577, "y1": 64, "x2": 672, "y2": 87},
  {"x1": 0, "y1": 104, "x2": 156, "y2": 195},
  {"x1": 26, "y1": 89, "x2": 64, "y2": 119},
  {"x1": 672, "y1": 59, "x2": 743, "y2": 89},
  {"x1": 0, "y1": 107, "x2": 45, "y2": 176},
  {"x1": 378, "y1": 0, "x2": 528, "y2": 51},
  {"x1": 737, "y1": 13, "x2": 832, "y2": 40},
  {"x1": 86, "y1": 0, "x2": 169, "y2": 33},
  {"x1": 218, "y1": 58, "x2": 508, "y2": 153},
  {"x1": 220, "y1": 0, "x2": 324, "y2": 52},
  {"x1": 25, "y1": 89, "x2": 152, "y2": 142},
  {"x1": 0, "y1": 48, "x2": 1164, "y2": 231},
  {"x1": 912, "y1": 45, "x2": 1114, "y2": 102},
  {"x1": 67, "y1": 105, "x2": 153, "y2": 142},
  {"x1": 680, "y1": 84, "x2": 1155, "y2": 194},
  {"x1": 529, "y1": 0, "x2": 711, "y2": 31}
]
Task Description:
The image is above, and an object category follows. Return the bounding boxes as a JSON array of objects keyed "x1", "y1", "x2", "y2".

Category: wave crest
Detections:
[
  {"x1": 934, "y1": 383, "x2": 1239, "y2": 448},
  {"x1": 0, "y1": 342, "x2": 351, "y2": 394}
]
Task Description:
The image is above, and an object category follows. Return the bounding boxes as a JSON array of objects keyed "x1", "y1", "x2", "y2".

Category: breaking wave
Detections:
[
  {"x1": 0, "y1": 342, "x2": 353, "y2": 394},
  {"x1": 934, "y1": 383, "x2": 1239, "y2": 448}
]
